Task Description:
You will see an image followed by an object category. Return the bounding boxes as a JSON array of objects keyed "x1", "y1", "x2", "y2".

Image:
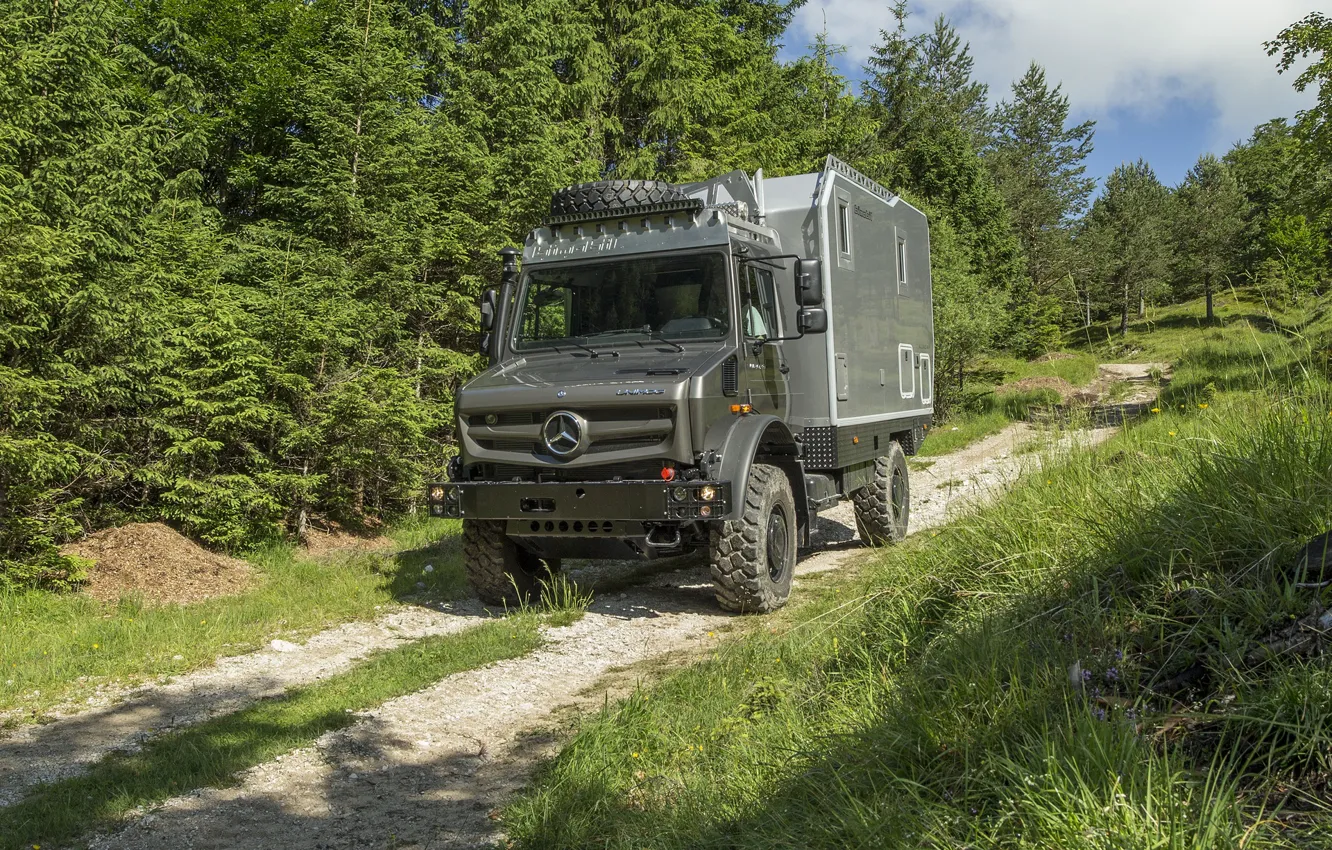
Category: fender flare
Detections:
[{"x1": 701, "y1": 414, "x2": 810, "y2": 540}]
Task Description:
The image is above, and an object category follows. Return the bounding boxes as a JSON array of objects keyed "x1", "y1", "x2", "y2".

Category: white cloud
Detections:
[{"x1": 792, "y1": 0, "x2": 1317, "y2": 147}]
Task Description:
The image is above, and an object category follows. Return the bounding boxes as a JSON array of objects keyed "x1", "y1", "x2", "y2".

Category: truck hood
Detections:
[{"x1": 461, "y1": 344, "x2": 729, "y2": 398}]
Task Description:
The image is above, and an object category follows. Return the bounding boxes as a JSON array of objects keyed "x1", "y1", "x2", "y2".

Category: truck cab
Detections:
[{"x1": 430, "y1": 158, "x2": 934, "y2": 613}]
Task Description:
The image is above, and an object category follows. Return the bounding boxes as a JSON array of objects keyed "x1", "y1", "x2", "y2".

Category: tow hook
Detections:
[{"x1": 645, "y1": 525, "x2": 682, "y2": 549}]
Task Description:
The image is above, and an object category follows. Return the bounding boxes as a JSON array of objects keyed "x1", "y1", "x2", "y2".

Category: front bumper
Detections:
[{"x1": 426, "y1": 479, "x2": 731, "y2": 522}]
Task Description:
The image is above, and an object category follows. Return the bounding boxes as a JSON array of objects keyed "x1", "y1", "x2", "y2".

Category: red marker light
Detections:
[{"x1": 660, "y1": 466, "x2": 676, "y2": 481}]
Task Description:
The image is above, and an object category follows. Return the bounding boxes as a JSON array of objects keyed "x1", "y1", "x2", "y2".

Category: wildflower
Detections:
[
  {"x1": 1169, "y1": 431, "x2": 1177, "y2": 437},
  {"x1": 632, "y1": 752, "x2": 639, "y2": 759},
  {"x1": 1105, "y1": 667, "x2": 1120, "y2": 682},
  {"x1": 1150, "y1": 408, "x2": 1160, "y2": 414},
  {"x1": 1094, "y1": 708, "x2": 1107, "y2": 721},
  {"x1": 1082, "y1": 669, "x2": 1092, "y2": 682},
  {"x1": 1198, "y1": 403, "x2": 1209, "y2": 409},
  {"x1": 91, "y1": 644, "x2": 99, "y2": 650},
  {"x1": 707, "y1": 631, "x2": 714, "y2": 638}
]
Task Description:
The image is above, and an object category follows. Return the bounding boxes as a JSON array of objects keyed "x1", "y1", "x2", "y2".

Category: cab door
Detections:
[{"x1": 739, "y1": 261, "x2": 788, "y2": 421}]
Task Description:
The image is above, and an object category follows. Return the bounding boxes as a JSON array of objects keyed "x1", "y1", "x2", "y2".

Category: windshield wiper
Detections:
[
  {"x1": 558, "y1": 339, "x2": 614, "y2": 359},
  {"x1": 584, "y1": 326, "x2": 685, "y2": 353}
]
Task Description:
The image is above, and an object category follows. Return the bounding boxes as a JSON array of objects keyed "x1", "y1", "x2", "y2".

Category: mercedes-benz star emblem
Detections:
[
  {"x1": 542, "y1": 410, "x2": 586, "y2": 459},
  {"x1": 556, "y1": 390, "x2": 567, "y2": 398}
]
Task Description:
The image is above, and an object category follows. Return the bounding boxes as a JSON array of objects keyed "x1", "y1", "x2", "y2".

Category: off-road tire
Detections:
[
  {"x1": 549, "y1": 180, "x2": 689, "y2": 217},
  {"x1": 852, "y1": 442, "x2": 910, "y2": 546},
  {"x1": 709, "y1": 464, "x2": 796, "y2": 614},
  {"x1": 462, "y1": 519, "x2": 557, "y2": 606}
]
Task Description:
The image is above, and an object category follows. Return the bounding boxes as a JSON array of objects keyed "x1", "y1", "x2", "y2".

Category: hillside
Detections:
[{"x1": 502, "y1": 296, "x2": 1332, "y2": 848}]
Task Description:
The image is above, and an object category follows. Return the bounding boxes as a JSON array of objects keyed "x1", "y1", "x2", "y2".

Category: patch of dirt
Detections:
[
  {"x1": 300, "y1": 527, "x2": 394, "y2": 558},
  {"x1": 1032, "y1": 351, "x2": 1077, "y2": 363},
  {"x1": 994, "y1": 375, "x2": 1078, "y2": 401},
  {"x1": 62, "y1": 523, "x2": 253, "y2": 605}
]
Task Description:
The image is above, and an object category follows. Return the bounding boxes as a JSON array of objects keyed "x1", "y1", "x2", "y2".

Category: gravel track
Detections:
[{"x1": 4, "y1": 421, "x2": 1116, "y2": 848}]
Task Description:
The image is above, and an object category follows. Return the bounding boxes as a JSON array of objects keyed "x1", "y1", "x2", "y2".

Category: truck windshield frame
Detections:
[{"x1": 511, "y1": 250, "x2": 732, "y2": 353}]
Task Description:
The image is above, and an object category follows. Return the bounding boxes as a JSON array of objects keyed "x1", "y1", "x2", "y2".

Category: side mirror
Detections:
[
  {"x1": 797, "y1": 307, "x2": 827, "y2": 335},
  {"x1": 480, "y1": 289, "x2": 497, "y2": 332},
  {"x1": 795, "y1": 258, "x2": 823, "y2": 306}
]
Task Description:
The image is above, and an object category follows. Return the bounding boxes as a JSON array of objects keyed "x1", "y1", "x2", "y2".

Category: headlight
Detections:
[
  {"x1": 699, "y1": 505, "x2": 712, "y2": 517},
  {"x1": 430, "y1": 487, "x2": 446, "y2": 502},
  {"x1": 672, "y1": 486, "x2": 689, "y2": 502},
  {"x1": 484, "y1": 413, "x2": 499, "y2": 426},
  {"x1": 698, "y1": 485, "x2": 717, "y2": 502}
]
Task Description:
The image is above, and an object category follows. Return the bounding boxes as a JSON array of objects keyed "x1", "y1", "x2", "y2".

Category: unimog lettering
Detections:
[{"x1": 429, "y1": 157, "x2": 935, "y2": 614}]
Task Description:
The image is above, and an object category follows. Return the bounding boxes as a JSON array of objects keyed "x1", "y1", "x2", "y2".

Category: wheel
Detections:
[
  {"x1": 852, "y1": 442, "x2": 910, "y2": 546},
  {"x1": 549, "y1": 180, "x2": 689, "y2": 216},
  {"x1": 708, "y1": 464, "x2": 796, "y2": 613},
  {"x1": 462, "y1": 520, "x2": 557, "y2": 606}
]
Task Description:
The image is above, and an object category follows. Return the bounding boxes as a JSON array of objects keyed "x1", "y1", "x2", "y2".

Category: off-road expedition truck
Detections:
[{"x1": 428, "y1": 156, "x2": 934, "y2": 613}]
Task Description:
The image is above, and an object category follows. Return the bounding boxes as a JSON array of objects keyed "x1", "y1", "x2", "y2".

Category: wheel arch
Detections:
[{"x1": 702, "y1": 414, "x2": 809, "y2": 542}]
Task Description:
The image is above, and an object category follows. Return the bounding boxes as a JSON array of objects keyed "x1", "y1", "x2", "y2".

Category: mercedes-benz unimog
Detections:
[{"x1": 428, "y1": 156, "x2": 935, "y2": 613}]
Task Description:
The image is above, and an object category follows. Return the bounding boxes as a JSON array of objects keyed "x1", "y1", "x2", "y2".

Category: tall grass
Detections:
[
  {"x1": 504, "y1": 302, "x2": 1332, "y2": 848},
  {"x1": 0, "y1": 518, "x2": 466, "y2": 720}
]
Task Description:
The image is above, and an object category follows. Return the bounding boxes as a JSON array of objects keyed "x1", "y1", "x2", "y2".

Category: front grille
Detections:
[
  {"x1": 587, "y1": 435, "x2": 666, "y2": 454},
  {"x1": 466, "y1": 405, "x2": 675, "y2": 466}
]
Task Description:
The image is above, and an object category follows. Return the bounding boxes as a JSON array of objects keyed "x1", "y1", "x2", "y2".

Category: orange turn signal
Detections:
[{"x1": 730, "y1": 404, "x2": 753, "y2": 415}]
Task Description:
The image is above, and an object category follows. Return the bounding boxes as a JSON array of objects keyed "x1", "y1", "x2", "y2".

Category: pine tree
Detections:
[
  {"x1": 987, "y1": 64, "x2": 1095, "y2": 291},
  {"x1": 1172, "y1": 154, "x2": 1246, "y2": 320},
  {"x1": 1087, "y1": 160, "x2": 1172, "y2": 335}
]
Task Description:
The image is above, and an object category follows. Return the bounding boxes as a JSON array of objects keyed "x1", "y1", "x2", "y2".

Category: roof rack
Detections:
[{"x1": 543, "y1": 198, "x2": 705, "y2": 227}]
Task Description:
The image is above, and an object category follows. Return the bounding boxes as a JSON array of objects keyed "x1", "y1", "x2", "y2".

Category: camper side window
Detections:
[
  {"x1": 838, "y1": 203, "x2": 850, "y2": 254},
  {"x1": 896, "y1": 236, "x2": 908, "y2": 294}
]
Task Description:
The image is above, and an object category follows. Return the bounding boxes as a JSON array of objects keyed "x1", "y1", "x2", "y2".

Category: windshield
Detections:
[{"x1": 513, "y1": 252, "x2": 730, "y2": 351}]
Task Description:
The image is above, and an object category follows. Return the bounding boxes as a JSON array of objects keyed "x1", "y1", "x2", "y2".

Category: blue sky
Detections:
[{"x1": 780, "y1": 0, "x2": 1318, "y2": 195}]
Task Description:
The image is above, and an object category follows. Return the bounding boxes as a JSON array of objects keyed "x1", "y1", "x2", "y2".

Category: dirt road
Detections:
[{"x1": 2, "y1": 422, "x2": 1114, "y2": 849}]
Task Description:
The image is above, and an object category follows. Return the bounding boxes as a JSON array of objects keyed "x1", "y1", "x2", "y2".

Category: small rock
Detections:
[
  {"x1": 1318, "y1": 610, "x2": 1332, "y2": 632},
  {"x1": 424, "y1": 564, "x2": 434, "y2": 573},
  {"x1": 172, "y1": 654, "x2": 184, "y2": 660},
  {"x1": 416, "y1": 581, "x2": 427, "y2": 590},
  {"x1": 270, "y1": 639, "x2": 301, "y2": 653}
]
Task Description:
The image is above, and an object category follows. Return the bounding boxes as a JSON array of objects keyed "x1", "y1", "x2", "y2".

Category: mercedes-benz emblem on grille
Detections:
[{"x1": 542, "y1": 410, "x2": 586, "y2": 459}]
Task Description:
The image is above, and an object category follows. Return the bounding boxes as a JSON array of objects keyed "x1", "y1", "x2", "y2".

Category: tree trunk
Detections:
[
  {"x1": 1204, "y1": 273, "x2": 1214, "y2": 322},
  {"x1": 1138, "y1": 296, "x2": 1145, "y2": 319},
  {"x1": 1119, "y1": 278, "x2": 1129, "y2": 336}
]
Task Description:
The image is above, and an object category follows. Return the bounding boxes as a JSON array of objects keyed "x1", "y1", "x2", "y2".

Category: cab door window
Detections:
[{"x1": 742, "y1": 266, "x2": 780, "y2": 340}]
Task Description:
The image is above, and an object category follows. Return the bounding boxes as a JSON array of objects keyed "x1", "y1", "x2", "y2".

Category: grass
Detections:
[
  {"x1": 503, "y1": 292, "x2": 1332, "y2": 848},
  {"x1": 0, "y1": 615, "x2": 542, "y2": 850},
  {"x1": 0, "y1": 517, "x2": 467, "y2": 721},
  {"x1": 917, "y1": 411, "x2": 1010, "y2": 456}
]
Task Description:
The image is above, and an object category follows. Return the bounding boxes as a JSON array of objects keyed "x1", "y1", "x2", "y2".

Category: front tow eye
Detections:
[{"x1": 646, "y1": 526, "x2": 682, "y2": 548}]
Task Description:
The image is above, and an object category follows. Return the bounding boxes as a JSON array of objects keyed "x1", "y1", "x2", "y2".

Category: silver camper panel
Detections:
[{"x1": 762, "y1": 157, "x2": 935, "y2": 434}]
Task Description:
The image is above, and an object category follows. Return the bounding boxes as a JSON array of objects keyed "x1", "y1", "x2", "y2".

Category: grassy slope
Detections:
[
  {"x1": 505, "y1": 294, "x2": 1332, "y2": 848},
  {"x1": 0, "y1": 518, "x2": 468, "y2": 719},
  {"x1": 0, "y1": 617, "x2": 544, "y2": 850}
]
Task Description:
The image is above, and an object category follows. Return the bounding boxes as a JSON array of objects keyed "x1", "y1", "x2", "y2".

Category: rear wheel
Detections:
[
  {"x1": 709, "y1": 464, "x2": 796, "y2": 613},
  {"x1": 462, "y1": 520, "x2": 558, "y2": 606},
  {"x1": 852, "y1": 442, "x2": 910, "y2": 546}
]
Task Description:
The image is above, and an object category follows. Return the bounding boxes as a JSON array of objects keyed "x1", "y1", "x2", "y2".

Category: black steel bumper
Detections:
[{"x1": 426, "y1": 479, "x2": 731, "y2": 522}]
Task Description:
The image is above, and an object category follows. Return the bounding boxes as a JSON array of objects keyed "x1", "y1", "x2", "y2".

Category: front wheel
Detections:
[
  {"x1": 709, "y1": 464, "x2": 796, "y2": 613},
  {"x1": 851, "y1": 442, "x2": 910, "y2": 546},
  {"x1": 462, "y1": 520, "x2": 558, "y2": 606}
]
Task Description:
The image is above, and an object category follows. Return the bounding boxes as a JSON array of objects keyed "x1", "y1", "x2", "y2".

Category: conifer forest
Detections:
[{"x1": 2, "y1": 0, "x2": 1330, "y2": 590}]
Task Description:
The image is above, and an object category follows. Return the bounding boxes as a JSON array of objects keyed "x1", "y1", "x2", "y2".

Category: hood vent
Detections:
[{"x1": 722, "y1": 356, "x2": 738, "y2": 396}]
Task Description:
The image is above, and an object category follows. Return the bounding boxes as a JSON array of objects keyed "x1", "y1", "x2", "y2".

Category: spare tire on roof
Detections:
[{"x1": 549, "y1": 179, "x2": 690, "y2": 216}]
